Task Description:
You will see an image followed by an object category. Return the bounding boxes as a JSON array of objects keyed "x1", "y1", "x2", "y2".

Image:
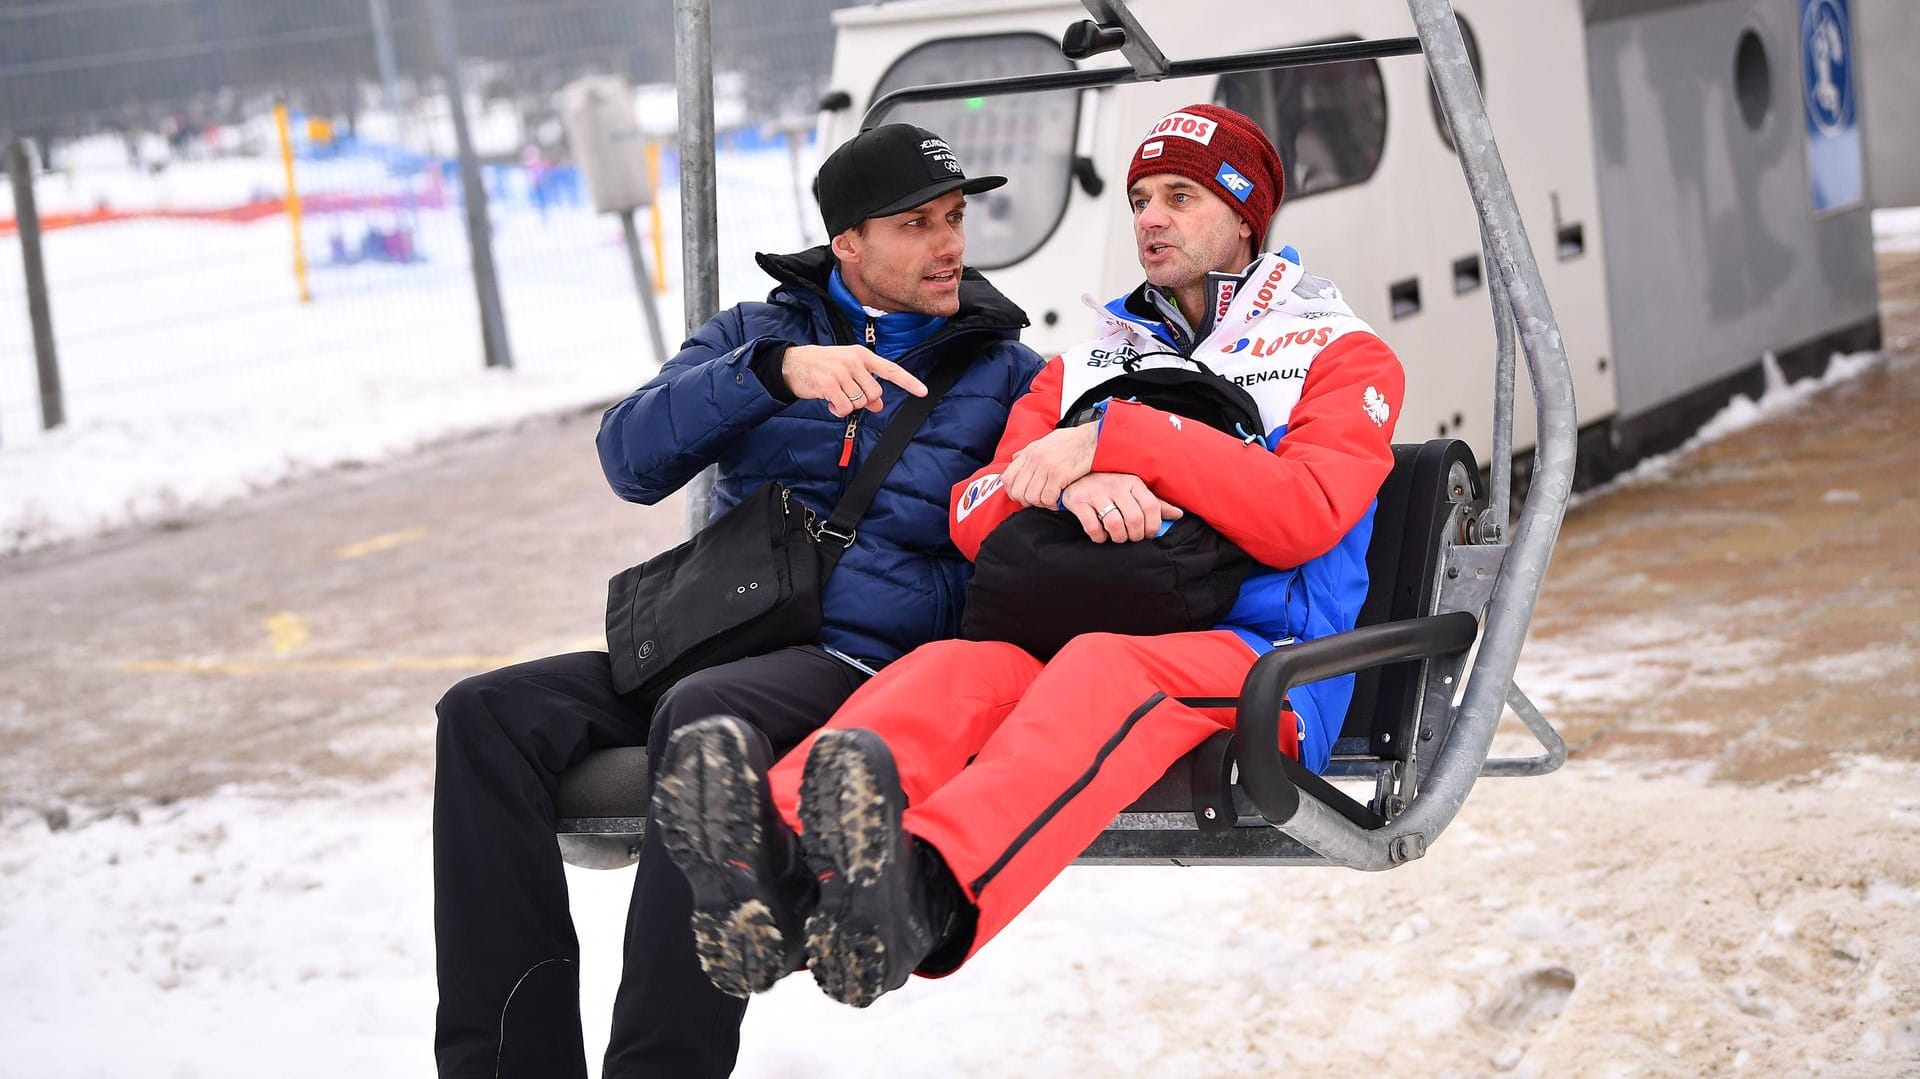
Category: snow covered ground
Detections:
[
  {"x1": 1873, "y1": 207, "x2": 1920, "y2": 254},
  {"x1": 3, "y1": 685, "x2": 1916, "y2": 1077}
]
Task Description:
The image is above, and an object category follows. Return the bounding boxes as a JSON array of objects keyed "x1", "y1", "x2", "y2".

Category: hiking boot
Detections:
[
  {"x1": 651, "y1": 715, "x2": 809, "y2": 997},
  {"x1": 797, "y1": 728, "x2": 966, "y2": 1008}
]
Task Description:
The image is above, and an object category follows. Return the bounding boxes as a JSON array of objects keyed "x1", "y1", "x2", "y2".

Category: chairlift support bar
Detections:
[
  {"x1": 1171, "y1": 0, "x2": 1576, "y2": 871},
  {"x1": 1365, "y1": 0, "x2": 1575, "y2": 868},
  {"x1": 675, "y1": 0, "x2": 721, "y2": 531},
  {"x1": 1481, "y1": 684, "x2": 1568, "y2": 777},
  {"x1": 1482, "y1": 221, "x2": 1517, "y2": 543},
  {"x1": 1079, "y1": 0, "x2": 1170, "y2": 78},
  {"x1": 862, "y1": 37, "x2": 1423, "y2": 130}
]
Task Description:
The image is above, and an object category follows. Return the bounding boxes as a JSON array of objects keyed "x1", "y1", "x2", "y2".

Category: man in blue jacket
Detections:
[{"x1": 432, "y1": 124, "x2": 1043, "y2": 1079}]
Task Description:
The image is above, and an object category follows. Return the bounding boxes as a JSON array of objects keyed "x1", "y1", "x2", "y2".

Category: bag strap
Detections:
[{"x1": 813, "y1": 354, "x2": 972, "y2": 562}]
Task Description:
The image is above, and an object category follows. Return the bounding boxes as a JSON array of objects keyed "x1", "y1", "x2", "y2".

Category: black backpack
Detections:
[{"x1": 961, "y1": 362, "x2": 1264, "y2": 659}]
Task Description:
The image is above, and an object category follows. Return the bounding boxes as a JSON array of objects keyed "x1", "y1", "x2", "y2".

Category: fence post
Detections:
[
  {"x1": 367, "y1": 0, "x2": 405, "y2": 124},
  {"x1": 618, "y1": 209, "x2": 671, "y2": 367},
  {"x1": 6, "y1": 135, "x2": 64, "y2": 434},
  {"x1": 272, "y1": 103, "x2": 313, "y2": 304},
  {"x1": 675, "y1": 0, "x2": 719, "y2": 532},
  {"x1": 426, "y1": 0, "x2": 514, "y2": 370}
]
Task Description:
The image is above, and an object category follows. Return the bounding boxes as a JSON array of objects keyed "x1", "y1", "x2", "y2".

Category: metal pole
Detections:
[
  {"x1": 1477, "y1": 684, "x2": 1567, "y2": 777},
  {"x1": 674, "y1": 0, "x2": 719, "y2": 530},
  {"x1": 1378, "y1": 0, "x2": 1577, "y2": 853},
  {"x1": 619, "y1": 209, "x2": 671, "y2": 366},
  {"x1": 366, "y1": 0, "x2": 420, "y2": 231},
  {"x1": 427, "y1": 0, "x2": 513, "y2": 370},
  {"x1": 367, "y1": 0, "x2": 404, "y2": 119},
  {"x1": 1482, "y1": 219, "x2": 1515, "y2": 542},
  {"x1": 764, "y1": 119, "x2": 817, "y2": 245},
  {"x1": 7, "y1": 136, "x2": 64, "y2": 432},
  {"x1": 789, "y1": 131, "x2": 809, "y2": 246}
]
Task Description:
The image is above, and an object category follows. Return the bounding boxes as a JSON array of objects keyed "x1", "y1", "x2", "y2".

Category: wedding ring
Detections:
[
  {"x1": 1098, "y1": 503, "x2": 1120, "y2": 519},
  {"x1": 847, "y1": 390, "x2": 866, "y2": 404}
]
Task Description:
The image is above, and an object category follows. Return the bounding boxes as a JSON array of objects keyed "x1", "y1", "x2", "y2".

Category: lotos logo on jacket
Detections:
[
  {"x1": 1241, "y1": 260, "x2": 1293, "y2": 323},
  {"x1": 1213, "y1": 280, "x2": 1237, "y2": 325},
  {"x1": 956, "y1": 473, "x2": 1002, "y2": 520},
  {"x1": 1142, "y1": 110, "x2": 1218, "y2": 146},
  {"x1": 1221, "y1": 327, "x2": 1335, "y2": 356}
]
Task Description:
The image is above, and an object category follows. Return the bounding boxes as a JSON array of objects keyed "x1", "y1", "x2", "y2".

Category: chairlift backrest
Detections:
[{"x1": 1341, "y1": 438, "x2": 1480, "y2": 761}]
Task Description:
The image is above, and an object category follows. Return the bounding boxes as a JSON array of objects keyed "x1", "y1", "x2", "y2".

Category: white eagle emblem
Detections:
[{"x1": 1363, "y1": 386, "x2": 1391, "y2": 427}]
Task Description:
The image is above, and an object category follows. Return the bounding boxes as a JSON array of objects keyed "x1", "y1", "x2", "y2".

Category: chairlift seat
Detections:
[{"x1": 554, "y1": 438, "x2": 1485, "y2": 871}]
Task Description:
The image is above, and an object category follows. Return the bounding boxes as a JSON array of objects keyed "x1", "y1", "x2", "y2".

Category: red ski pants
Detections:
[{"x1": 767, "y1": 630, "x2": 1267, "y2": 965}]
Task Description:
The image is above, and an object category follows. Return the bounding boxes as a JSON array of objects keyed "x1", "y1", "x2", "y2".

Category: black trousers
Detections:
[{"x1": 432, "y1": 647, "x2": 869, "y2": 1079}]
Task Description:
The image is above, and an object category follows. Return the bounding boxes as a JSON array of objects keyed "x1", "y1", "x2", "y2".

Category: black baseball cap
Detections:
[{"x1": 813, "y1": 123, "x2": 1007, "y2": 238}]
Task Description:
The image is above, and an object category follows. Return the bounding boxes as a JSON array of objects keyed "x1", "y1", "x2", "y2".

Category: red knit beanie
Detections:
[{"x1": 1126, "y1": 104, "x2": 1285, "y2": 242}]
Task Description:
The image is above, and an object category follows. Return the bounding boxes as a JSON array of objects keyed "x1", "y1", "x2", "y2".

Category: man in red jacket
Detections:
[{"x1": 651, "y1": 103, "x2": 1406, "y2": 1008}]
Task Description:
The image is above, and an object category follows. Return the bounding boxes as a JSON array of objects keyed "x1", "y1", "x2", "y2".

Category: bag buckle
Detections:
[{"x1": 813, "y1": 520, "x2": 857, "y2": 548}]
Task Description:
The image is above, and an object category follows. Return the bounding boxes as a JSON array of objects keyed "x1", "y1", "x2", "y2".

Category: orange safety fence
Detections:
[{"x1": 0, "y1": 187, "x2": 449, "y2": 237}]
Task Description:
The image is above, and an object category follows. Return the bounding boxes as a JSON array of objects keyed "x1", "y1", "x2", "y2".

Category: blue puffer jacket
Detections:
[{"x1": 598, "y1": 246, "x2": 1044, "y2": 663}]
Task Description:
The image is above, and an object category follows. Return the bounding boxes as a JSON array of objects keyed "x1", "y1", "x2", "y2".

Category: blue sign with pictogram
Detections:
[{"x1": 1800, "y1": 0, "x2": 1863, "y2": 212}]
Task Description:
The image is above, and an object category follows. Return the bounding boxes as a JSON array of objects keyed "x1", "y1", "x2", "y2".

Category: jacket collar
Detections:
[
  {"x1": 754, "y1": 246, "x2": 1029, "y2": 338},
  {"x1": 1105, "y1": 246, "x2": 1309, "y2": 353}
]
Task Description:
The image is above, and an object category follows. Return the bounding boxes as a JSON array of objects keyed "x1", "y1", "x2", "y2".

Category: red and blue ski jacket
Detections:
[{"x1": 948, "y1": 249, "x2": 1405, "y2": 770}]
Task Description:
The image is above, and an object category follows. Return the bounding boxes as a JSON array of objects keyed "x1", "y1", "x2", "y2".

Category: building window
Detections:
[
  {"x1": 1735, "y1": 28, "x2": 1771, "y2": 130},
  {"x1": 870, "y1": 34, "x2": 1080, "y2": 269},
  {"x1": 1217, "y1": 42, "x2": 1387, "y2": 221}
]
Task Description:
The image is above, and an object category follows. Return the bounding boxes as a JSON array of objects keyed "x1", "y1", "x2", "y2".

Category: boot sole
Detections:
[
  {"x1": 652, "y1": 718, "x2": 792, "y2": 997},
  {"x1": 799, "y1": 729, "x2": 905, "y2": 1008}
]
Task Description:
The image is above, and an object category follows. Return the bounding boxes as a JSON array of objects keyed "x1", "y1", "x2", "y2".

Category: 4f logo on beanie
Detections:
[{"x1": 1216, "y1": 162, "x2": 1254, "y2": 202}]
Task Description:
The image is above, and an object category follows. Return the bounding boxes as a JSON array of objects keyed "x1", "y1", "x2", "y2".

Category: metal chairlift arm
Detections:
[{"x1": 1234, "y1": 611, "x2": 1479, "y2": 824}]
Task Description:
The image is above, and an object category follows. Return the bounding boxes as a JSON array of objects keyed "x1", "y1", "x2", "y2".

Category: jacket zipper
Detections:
[
  {"x1": 829, "y1": 313, "x2": 988, "y2": 494},
  {"x1": 838, "y1": 417, "x2": 858, "y2": 468},
  {"x1": 839, "y1": 316, "x2": 878, "y2": 472}
]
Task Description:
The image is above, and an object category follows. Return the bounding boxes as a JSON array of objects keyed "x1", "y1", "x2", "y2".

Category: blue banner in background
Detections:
[{"x1": 1800, "y1": 0, "x2": 1864, "y2": 213}]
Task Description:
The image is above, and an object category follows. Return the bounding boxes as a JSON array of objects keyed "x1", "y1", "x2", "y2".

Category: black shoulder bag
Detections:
[
  {"x1": 961, "y1": 363, "x2": 1265, "y2": 660},
  {"x1": 606, "y1": 358, "x2": 969, "y2": 703}
]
